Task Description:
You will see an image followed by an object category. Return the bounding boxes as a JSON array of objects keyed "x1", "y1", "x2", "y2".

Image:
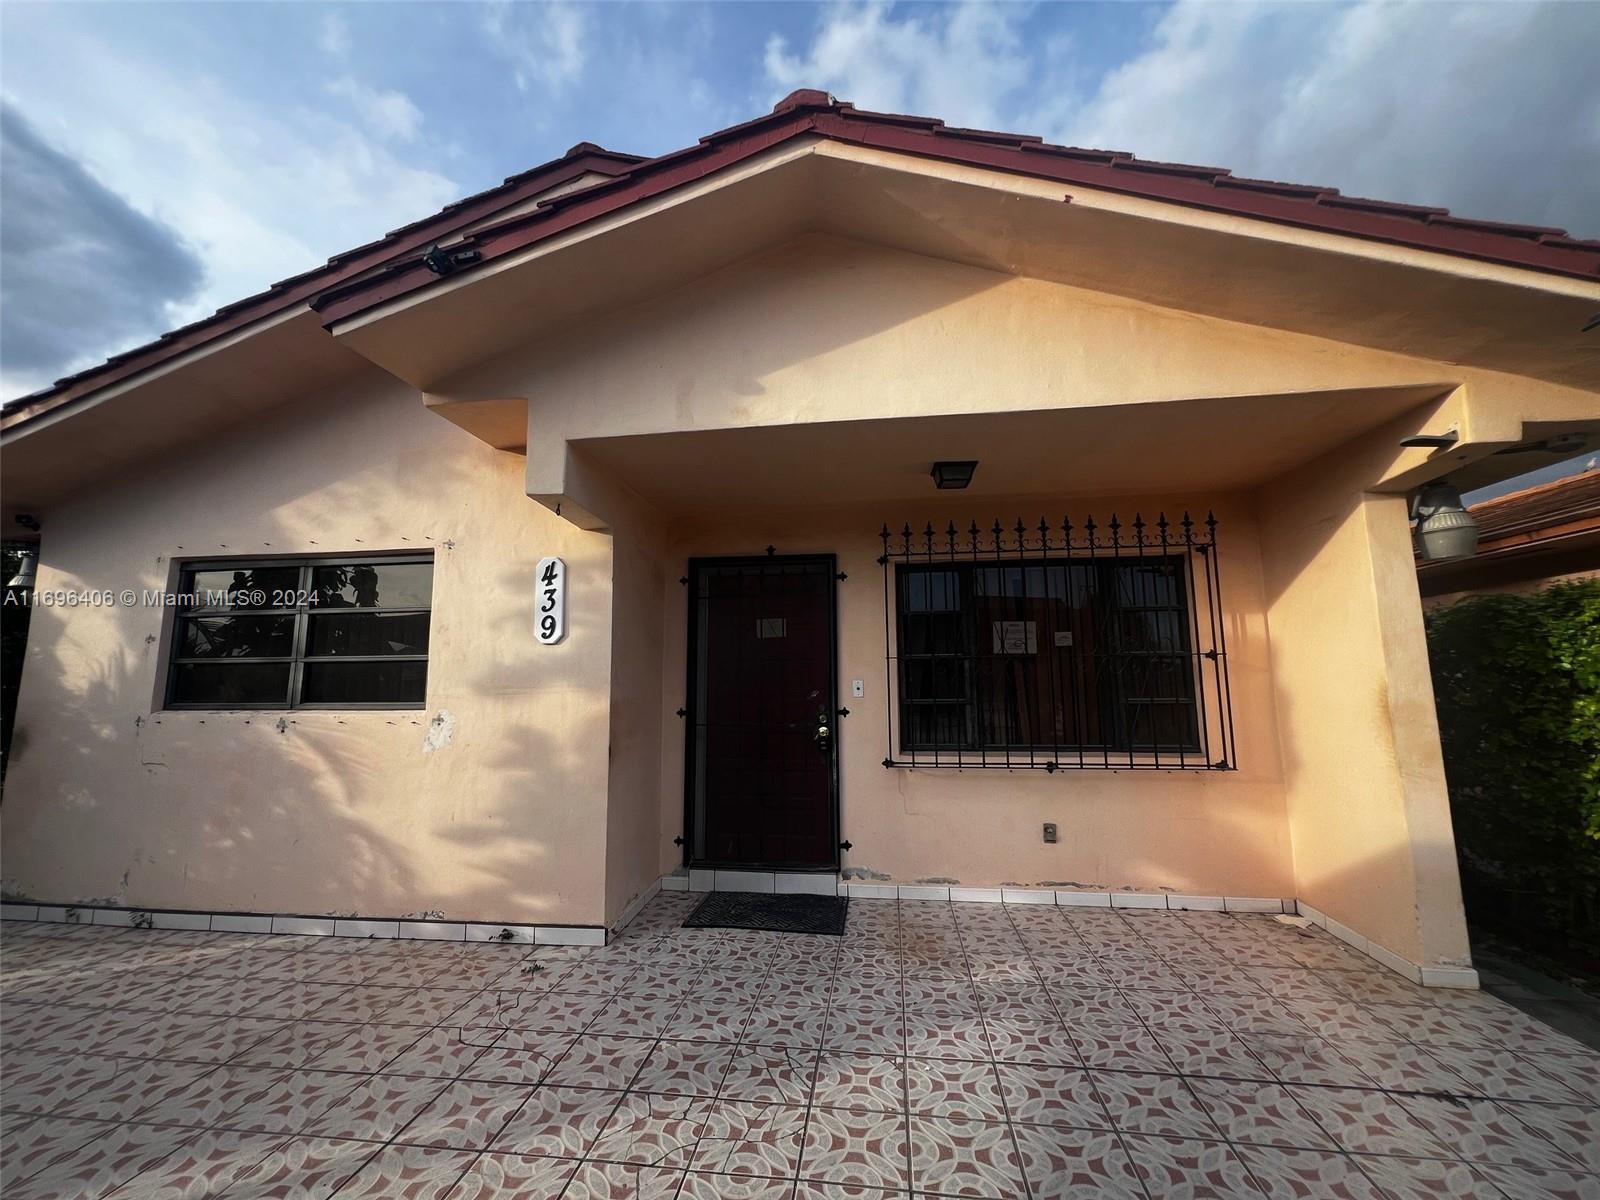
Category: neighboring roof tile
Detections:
[
  {"x1": 1469, "y1": 467, "x2": 1600, "y2": 544},
  {"x1": 7, "y1": 88, "x2": 1598, "y2": 430}
]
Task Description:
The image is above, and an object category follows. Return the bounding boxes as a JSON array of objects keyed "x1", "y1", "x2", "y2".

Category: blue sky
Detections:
[{"x1": 2, "y1": 1, "x2": 1598, "y2": 403}]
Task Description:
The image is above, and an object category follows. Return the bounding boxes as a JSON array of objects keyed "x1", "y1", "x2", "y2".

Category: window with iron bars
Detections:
[{"x1": 879, "y1": 515, "x2": 1235, "y2": 771}]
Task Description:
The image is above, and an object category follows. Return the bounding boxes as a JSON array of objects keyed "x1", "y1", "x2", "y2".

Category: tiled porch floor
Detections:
[{"x1": 3, "y1": 895, "x2": 1598, "y2": 1199}]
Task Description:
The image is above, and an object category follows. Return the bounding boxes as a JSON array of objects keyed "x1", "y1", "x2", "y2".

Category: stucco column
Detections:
[{"x1": 1258, "y1": 472, "x2": 1472, "y2": 975}]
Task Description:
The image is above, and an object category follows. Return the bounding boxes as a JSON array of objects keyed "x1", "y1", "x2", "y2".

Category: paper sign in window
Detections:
[{"x1": 993, "y1": 620, "x2": 1037, "y2": 654}]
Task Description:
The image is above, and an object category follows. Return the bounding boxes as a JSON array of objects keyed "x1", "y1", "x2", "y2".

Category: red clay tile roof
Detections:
[
  {"x1": 1468, "y1": 466, "x2": 1600, "y2": 546},
  {"x1": 8, "y1": 89, "x2": 1599, "y2": 429}
]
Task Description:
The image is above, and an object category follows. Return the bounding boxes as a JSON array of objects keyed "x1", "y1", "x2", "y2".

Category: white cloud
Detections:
[
  {"x1": 327, "y1": 77, "x2": 423, "y2": 142},
  {"x1": 482, "y1": 0, "x2": 588, "y2": 95},
  {"x1": 1061, "y1": 2, "x2": 1600, "y2": 234},
  {"x1": 763, "y1": 0, "x2": 1600, "y2": 236},
  {"x1": 0, "y1": 21, "x2": 460, "y2": 375},
  {"x1": 765, "y1": 2, "x2": 1030, "y2": 131},
  {"x1": 2, "y1": 103, "x2": 204, "y2": 399},
  {"x1": 319, "y1": 12, "x2": 349, "y2": 58}
]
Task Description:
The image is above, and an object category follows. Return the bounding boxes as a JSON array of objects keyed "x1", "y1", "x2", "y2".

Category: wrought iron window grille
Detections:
[{"x1": 878, "y1": 513, "x2": 1236, "y2": 771}]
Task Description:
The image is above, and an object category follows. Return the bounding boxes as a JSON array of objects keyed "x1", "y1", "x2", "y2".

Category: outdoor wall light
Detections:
[
  {"x1": 1410, "y1": 481, "x2": 1480, "y2": 562},
  {"x1": 6, "y1": 551, "x2": 37, "y2": 591},
  {"x1": 930, "y1": 460, "x2": 979, "y2": 490}
]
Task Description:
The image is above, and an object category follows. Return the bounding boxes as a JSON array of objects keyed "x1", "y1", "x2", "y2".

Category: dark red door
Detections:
[{"x1": 687, "y1": 556, "x2": 838, "y2": 869}]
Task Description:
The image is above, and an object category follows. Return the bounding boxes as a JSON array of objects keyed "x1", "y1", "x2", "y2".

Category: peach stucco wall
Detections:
[
  {"x1": 1258, "y1": 440, "x2": 1472, "y2": 970},
  {"x1": 2, "y1": 370, "x2": 621, "y2": 926}
]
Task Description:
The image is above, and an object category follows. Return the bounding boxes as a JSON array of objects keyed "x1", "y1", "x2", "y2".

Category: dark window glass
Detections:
[
  {"x1": 171, "y1": 662, "x2": 291, "y2": 705},
  {"x1": 167, "y1": 556, "x2": 430, "y2": 709},
  {"x1": 306, "y1": 612, "x2": 430, "y2": 657},
  {"x1": 179, "y1": 615, "x2": 294, "y2": 659},
  {"x1": 301, "y1": 660, "x2": 427, "y2": 704},
  {"x1": 897, "y1": 558, "x2": 1198, "y2": 754},
  {"x1": 184, "y1": 567, "x2": 301, "y2": 610},
  {"x1": 311, "y1": 562, "x2": 432, "y2": 609}
]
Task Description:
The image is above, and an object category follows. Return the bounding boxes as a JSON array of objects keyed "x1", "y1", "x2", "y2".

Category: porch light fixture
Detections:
[
  {"x1": 1410, "y1": 481, "x2": 1479, "y2": 562},
  {"x1": 930, "y1": 460, "x2": 978, "y2": 490}
]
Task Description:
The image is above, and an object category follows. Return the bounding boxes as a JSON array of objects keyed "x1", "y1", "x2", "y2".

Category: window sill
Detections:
[{"x1": 160, "y1": 703, "x2": 429, "y2": 714}]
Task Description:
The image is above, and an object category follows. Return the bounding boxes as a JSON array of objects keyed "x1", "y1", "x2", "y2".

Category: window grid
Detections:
[{"x1": 165, "y1": 554, "x2": 431, "y2": 711}]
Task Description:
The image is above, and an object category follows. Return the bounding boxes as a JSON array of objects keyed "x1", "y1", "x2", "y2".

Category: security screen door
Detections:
[{"x1": 686, "y1": 556, "x2": 839, "y2": 870}]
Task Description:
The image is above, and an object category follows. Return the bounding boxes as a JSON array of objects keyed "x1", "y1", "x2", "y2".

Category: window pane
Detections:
[
  {"x1": 179, "y1": 615, "x2": 294, "y2": 659},
  {"x1": 902, "y1": 569, "x2": 960, "y2": 612},
  {"x1": 306, "y1": 612, "x2": 430, "y2": 657},
  {"x1": 171, "y1": 662, "x2": 290, "y2": 705},
  {"x1": 1126, "y1": 700, "x2": 1199, "y2": 748},
  {"x1": 301, "y1": 660, "x2": 426, "y2": 704},
  {"x1": 183, "y1": 566, "x2": 300, "y2": 610},
  {"x1": 311, "y1": 562, "x2": 432, "y2": 609}
]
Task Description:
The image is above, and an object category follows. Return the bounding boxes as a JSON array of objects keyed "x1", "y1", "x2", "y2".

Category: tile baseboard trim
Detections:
[
  {"x1": 0, "y1": 901, "x2": 606, "y2": 947},
  {"x1": 665, "y1": 876, "x2": 1480, "y2": 992},
  {"x1": 611, "y1": 877, "x2": 663, "y2": 933},
  {"x1": 1296, "y1": 900, "x2": 1479, "y2": 990},
  {"x1": 666, "y1": 870, "x2": 845, "y2": 895},
  {"x1": 830, "y1": 881, "x2": 1291, "y2": 915}
]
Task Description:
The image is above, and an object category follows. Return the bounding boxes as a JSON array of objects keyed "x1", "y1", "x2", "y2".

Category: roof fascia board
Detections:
[
  {"x1": 0, "y1": 304, "x2": 310, "y2": 443},
  {"x1": 814, "y1": 112, "x2": 1597, "y2": 281},
  {"x1": 334, "y1": 135, "x2": 1600, "y2": 342},
  {"x1": 320, "y1": 106, "x2": 1599, "y2": 326},
  {"x1": 814, "y1": 141, "x2": 1600, "y2": 301},
  {"x1": 325, "y1": 136, "x2": 826, "y2": 337}
]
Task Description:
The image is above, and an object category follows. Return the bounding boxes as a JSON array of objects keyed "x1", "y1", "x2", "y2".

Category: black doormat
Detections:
[{"x1": 683, "y1": 891, "x2": 849, "y2": 935}]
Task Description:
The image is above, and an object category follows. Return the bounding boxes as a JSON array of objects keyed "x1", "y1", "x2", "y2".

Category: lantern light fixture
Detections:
[{"x1": 1410, "y1": 481, "x2": 1480, "y2": 562}]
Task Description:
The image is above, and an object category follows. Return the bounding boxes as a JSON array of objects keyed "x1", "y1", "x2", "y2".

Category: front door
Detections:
[{"x1": 686, "y1": 555, "x2": 839, "y2": 870}]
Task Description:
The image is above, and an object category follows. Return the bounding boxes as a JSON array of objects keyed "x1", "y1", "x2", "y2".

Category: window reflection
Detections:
[{"x1": 898, "y1": 558, "x2": 1198, "y2": 753}]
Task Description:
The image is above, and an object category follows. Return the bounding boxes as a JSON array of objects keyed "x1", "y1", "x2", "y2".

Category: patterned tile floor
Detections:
[{"x1": 3, "y1": 894, "x2": 1599, "y2": 1198}]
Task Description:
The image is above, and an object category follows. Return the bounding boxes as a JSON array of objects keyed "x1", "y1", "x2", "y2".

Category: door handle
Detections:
[{"x1": 814, "y1": 722, "x2": 831, "y2": 749}]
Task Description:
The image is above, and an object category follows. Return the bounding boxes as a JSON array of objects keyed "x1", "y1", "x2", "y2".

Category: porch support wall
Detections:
[
  {"x1": 599, "y1": 481, "x2": 675, "y2": 928},
  {"x1": 1259, "y1": 451, "x2": 1472, "y2": 972}
]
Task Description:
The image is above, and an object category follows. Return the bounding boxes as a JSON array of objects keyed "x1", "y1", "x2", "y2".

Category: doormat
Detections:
[{"x1": 683, "y1": 891, "x2": 849, "y2": 936}]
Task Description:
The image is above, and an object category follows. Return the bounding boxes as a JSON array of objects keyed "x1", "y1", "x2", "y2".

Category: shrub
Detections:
[{"x1": 1425, "y1": 580, "x2": 1600, "y2": 958}]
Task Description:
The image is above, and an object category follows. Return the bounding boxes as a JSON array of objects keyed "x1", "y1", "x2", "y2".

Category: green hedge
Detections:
[{"x1": 1425, "y1": 580, "x2": 1600, "y2": 957}]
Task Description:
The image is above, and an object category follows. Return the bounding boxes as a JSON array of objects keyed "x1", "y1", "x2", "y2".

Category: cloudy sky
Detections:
[{"x1": 2, "y1": 0, "x2": 1597, "y2": 404}]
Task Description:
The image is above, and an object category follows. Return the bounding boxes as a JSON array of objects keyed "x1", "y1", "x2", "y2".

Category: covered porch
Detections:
[{"x1": 542, "y1": 381, "x2": 1485, "y2": 985}]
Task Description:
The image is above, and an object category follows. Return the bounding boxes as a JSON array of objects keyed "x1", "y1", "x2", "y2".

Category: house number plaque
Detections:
[{"x1": 536, "y1": 557, "x2": 566, "y2": 644}]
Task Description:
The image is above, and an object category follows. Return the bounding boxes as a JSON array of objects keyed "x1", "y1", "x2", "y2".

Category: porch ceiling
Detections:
[{"x1": 571, "y1": 385, "x2": 1445, "y2": 520}]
